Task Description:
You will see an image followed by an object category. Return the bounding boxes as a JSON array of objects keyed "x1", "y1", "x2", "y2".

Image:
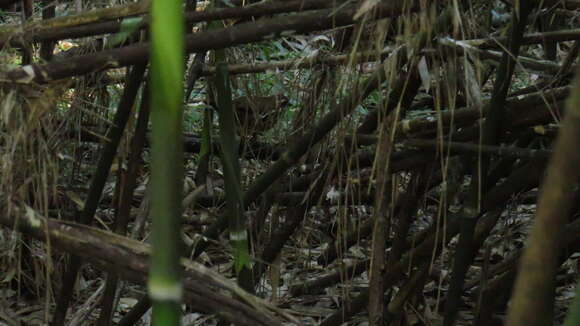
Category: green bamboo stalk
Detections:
[
  {"x1": 194, "y1": 107, "x2": 213, "y2": 185},
  {"x1": 213, "y1": 63, "x2": 252, "y2": 289},
  {"x1": 149, "y1": 0, "x2": 185, "y2": 324},
  {"x1": 209, "y1": 0, "x2": 252, "y2": 291}
]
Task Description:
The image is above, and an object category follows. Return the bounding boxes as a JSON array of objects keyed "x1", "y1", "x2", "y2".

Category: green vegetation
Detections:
[
  {"x1": 1, "y1": 1, "x2": 580, "y2": 326},
  {"x1": 149, "y1": 0, "x2": 185, "y2": 324}
]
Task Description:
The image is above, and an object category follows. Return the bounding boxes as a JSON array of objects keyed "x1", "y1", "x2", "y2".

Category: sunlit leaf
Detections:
[{"x1": 107, "y1": 17, "x2": 143, "y2": 48}]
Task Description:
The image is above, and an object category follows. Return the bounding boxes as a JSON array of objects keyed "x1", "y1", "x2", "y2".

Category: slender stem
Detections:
[{"x1": 149, "y1": 0, "x2": 185, "y2": 324}]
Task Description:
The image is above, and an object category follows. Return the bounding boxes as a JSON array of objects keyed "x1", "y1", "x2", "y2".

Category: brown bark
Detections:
[{"x1": 0, "y1": 1, "x2": 425, "y2": 83}]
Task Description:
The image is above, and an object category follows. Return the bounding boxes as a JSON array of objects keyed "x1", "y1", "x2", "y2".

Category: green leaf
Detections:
[{"x1": 106, "y1": 17, "x2": 143, "y2": 48}]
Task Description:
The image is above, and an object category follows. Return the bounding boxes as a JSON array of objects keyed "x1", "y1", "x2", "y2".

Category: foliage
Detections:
[{"x1": 1, "y1": 1, "x2": 580, "y2": 325}]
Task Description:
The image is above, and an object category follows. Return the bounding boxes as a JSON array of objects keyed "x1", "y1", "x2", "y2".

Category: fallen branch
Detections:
[
  {"x1": 0, "y1": 0, "x2": 335, "y2": 48},
  {"x1": 0, "y1": 1, "x2": 423, "y2": 83},
  {"x1": 0, "y1": 204, "x2": 286, "y2": 326}
]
